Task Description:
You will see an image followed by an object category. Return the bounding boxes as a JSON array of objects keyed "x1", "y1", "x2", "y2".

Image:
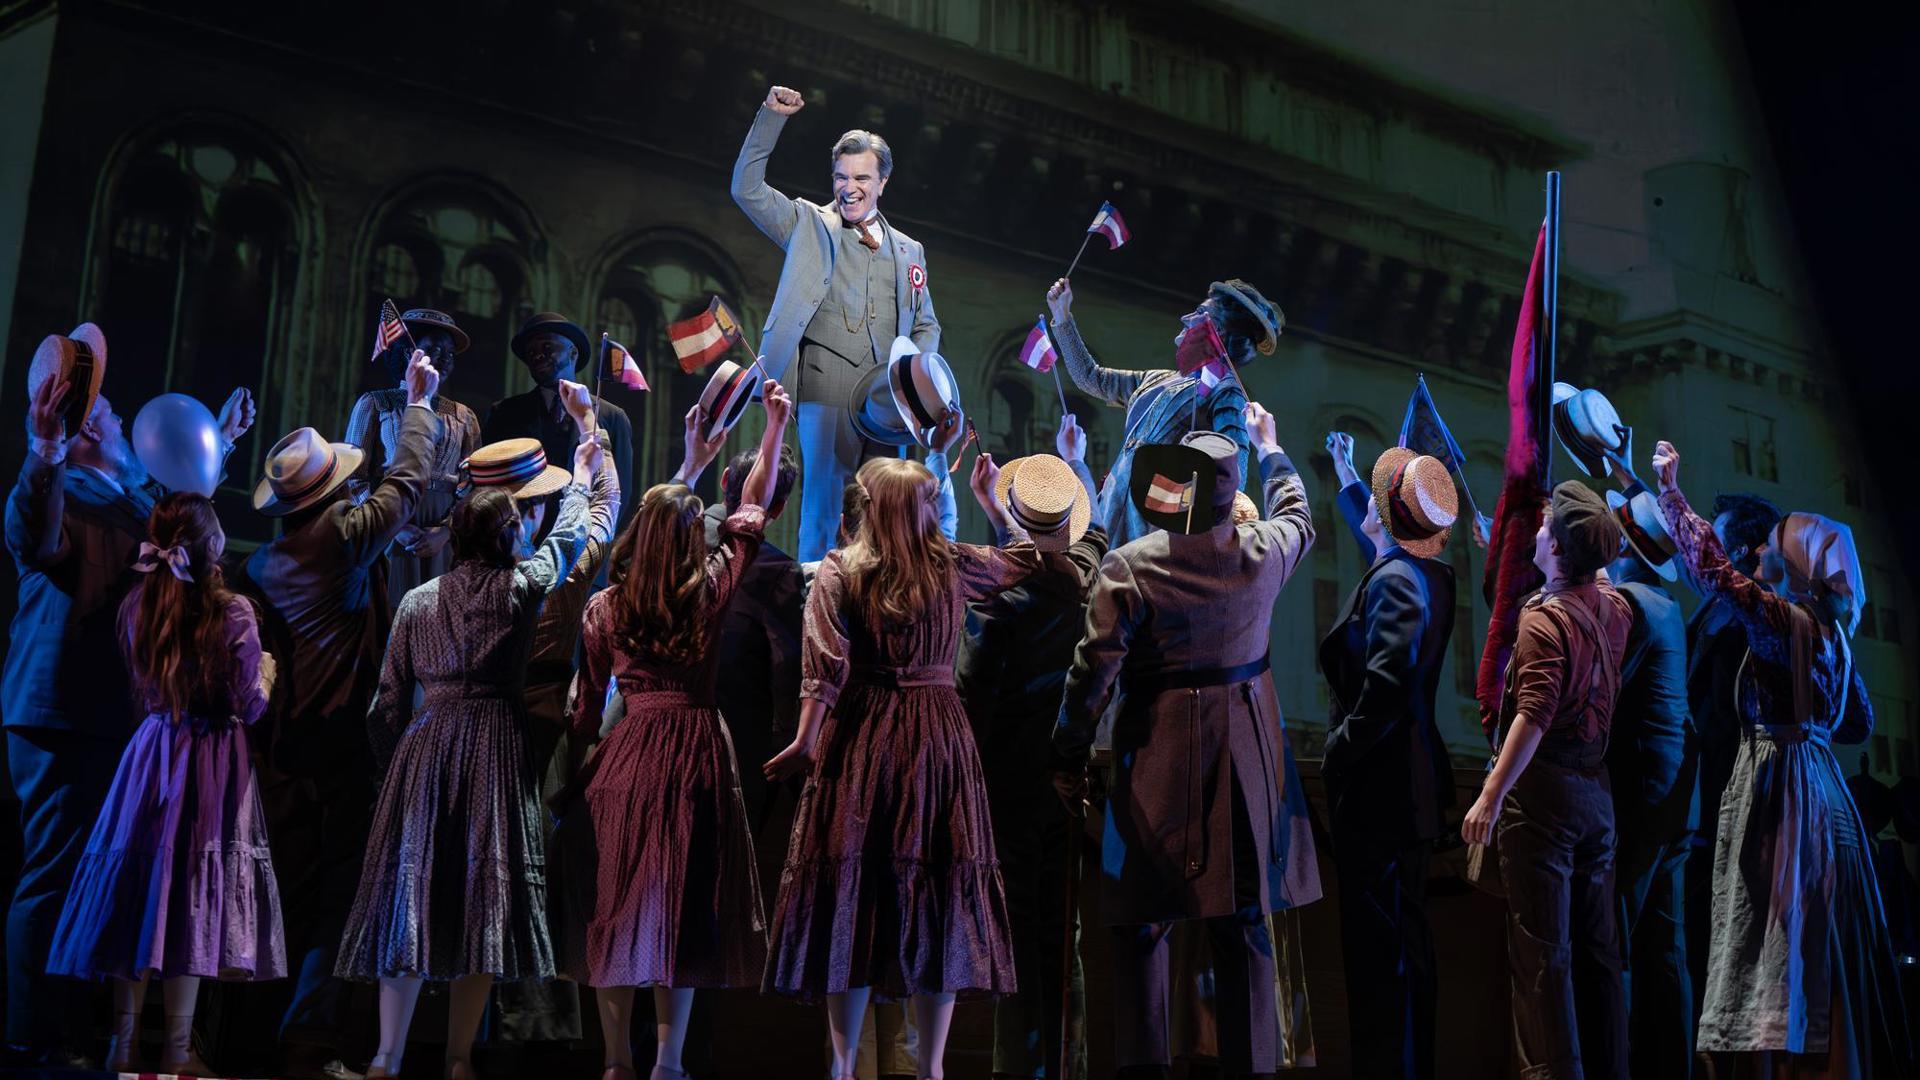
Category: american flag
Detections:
[
  {"x1": 602, "y1": 334, "x2": 648, "y2": 391},
  {"x1": 369, "y1": 298, "x2": 407, "y2": 362},
  {"x1": 1087, "y1": 201, "x2": 1130, "y2": 250},
  {"x1": 1018, "y1": 317, "x2": 1058, "y2": 373}
]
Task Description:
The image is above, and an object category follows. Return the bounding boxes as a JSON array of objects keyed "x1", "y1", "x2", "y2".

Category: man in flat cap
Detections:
[
  {"x1": 1055, "y1": 404, "x2": 1319, "y2": 1080},
  {"x1": 1462, "y1": 481, "x2": 1632, "y2": 1080},
  {"x1": 483, "y1": 311, "x2": 635, "y2": 535},
  {"x1": 1045, "y1": 276, "x2": 1283, "y2": 549},
  {"x1": 732, "y1": 83, "x2": 939, "y2": 561}
]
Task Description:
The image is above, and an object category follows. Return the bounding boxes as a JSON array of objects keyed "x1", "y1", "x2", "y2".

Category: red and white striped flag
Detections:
[
  {"x1": 1144, "y1": 472, "x2": 1195, "y2": 514},
  {"x1": 667, "y1": 296, "x2": 744, "y2": 374},
  {"x1": 1087, "y1": 201, "x2": 1130, "y2": 250},
  {"x1": 602, "y1": 334, "x2": 648, "y2": 391},
  {"x1": 369, "y1": 298, "x2": 407, "y2": 362},
  {"x1": 1019, "y1": 317, "x2": 1058, "y2": 373}
]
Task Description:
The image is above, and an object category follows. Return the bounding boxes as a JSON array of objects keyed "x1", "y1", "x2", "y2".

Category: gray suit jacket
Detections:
[
  {"x1": 1056, "y1": 451, "x2": 1321, "y2": 923},
  {"x1": 238, "y1": 404, "x2": 441, "y2": 775},
  {"x1": 730, "y1": 106, "x2": 939, "y2": 386}
]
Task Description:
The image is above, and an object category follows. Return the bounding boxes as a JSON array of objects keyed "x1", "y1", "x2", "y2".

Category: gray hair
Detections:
[{"x1": 830, "y1": 129, "x2": 893, "y2": 179}]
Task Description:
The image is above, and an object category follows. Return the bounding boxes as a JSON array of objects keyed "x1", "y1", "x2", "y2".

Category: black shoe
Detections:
[{"x1": 1, "y1": 1042, "x2": 98, "y2": 1070}]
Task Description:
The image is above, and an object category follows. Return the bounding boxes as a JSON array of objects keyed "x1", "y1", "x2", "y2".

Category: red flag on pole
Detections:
[
  {"x1": 1474, "y1": 223, "x2": 1553, "y2": 740},
  {"x1": 1019, "y1": 317, "x2": 1058, "y2": 373},
  {"x1": 1174, "y1": 318, "x2": 1225, "y2": 375},
  {"x1": 667, "y1": 297, "x2": 744, "y2": 374}
]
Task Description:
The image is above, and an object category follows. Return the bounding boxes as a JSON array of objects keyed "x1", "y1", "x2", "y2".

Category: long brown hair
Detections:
[
  {"x1": 840, "y1": 457, "x2": 955, "y2": 629},
  {"x1": 120, "y1": 492, "x2": 234, "y2": 717},
  {"x1": 608, "y1": 483, "x2": 711, "y2": 667}
]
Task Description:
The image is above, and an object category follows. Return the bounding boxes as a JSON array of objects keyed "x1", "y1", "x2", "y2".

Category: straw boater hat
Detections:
[
  {"x1": 1608, "y1": 486, "x2": 1680, "y2": 581},
  {"x1": 1210, "y1": 278, "x2": 1285, "y2": 358},
  {"x1": 697, "y1": 358, "x2": 764, "y2": 444},
  {"x1": 29, "y1": 323, "x2": 109, "y2": 435},
  {"x1": 510, "y1": 311, "x2": 591, "y2": 360},
  {"x1": 885, "y1": 337, "x2": 967, "y2": 454},
  {"x1": 401, "y1": 308, "x2": 469, "y2": 354},
  {"x1": 1370, "y1": 446, "x2": 1458, "y2": 558},
  {"x1": 1551, "y1": 381, "x2": 1630, "y2": 479},
  {"x1": 464, "y1": 438, "x2": 570, "y2": 500},
  {"x1": 992, "y1": 453, "x2": 1091, "y2": 552},
  {"x1": 253, "y1": 428, "x2": 363, "y2": 517}
]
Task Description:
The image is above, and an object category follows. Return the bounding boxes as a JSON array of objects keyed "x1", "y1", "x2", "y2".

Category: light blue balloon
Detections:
[{"x1": 132, "y1": 393, "x2": 222, "y2": 497}]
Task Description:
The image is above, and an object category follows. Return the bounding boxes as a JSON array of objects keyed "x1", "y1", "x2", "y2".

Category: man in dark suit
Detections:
[
  {"x1": 1604, "y1": 537, "x2": 1698, "y2": 1080},
  {"x1": 1317, "y1": 446, "x2": 1458, "y2": 1080},
  {"x1": 483, "y1": 312, "x2": 635, "y2": 536},
  {"x1": 958, "y1": 415, "x2": 1107, "y2": 1080},
  {"x1": 4, "y1": 332, "x2": 253, "y2": 1068},
  {"x1": 700, "y1": 440, "x2": 803, "y2": 854},
  {"x1": 236, "y1": 353, "x2": 439, "y2": 1079}
]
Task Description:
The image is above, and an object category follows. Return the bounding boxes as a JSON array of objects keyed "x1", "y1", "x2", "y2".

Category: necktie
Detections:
[{"x1": 848, "y1": 217, "x2": 881, "y2": 251}]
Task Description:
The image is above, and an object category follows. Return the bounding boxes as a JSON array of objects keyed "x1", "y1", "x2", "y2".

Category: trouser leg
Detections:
[
  {"x1": 1109, "y1": 922, "x2": 1173, "y2": 1070},
  {"x1": 1569, "y1": 780, "x2": 1627, "y2": 1080},
  {"x1": 1334, "y1": 835, "x2": 1436, "y2": 1080},
  {"x1": 1204, "y1": 909, "x2": 1277, "y2": 1077},
  {"x1": 1497, "y1": 773, "x2": 1580, "y2": 1080},
  {"x1": 6, "y1": 728, "x2": 119, "y2": 1050}
]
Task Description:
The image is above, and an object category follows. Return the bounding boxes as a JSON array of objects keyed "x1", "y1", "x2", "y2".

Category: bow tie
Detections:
[{"x1": 845, "y1": 216, "x2": 882, "y2": 251}]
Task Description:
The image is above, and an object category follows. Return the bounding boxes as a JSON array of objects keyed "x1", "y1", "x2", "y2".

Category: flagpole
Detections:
[
  {"x1": 1039, "y1": 314, "x2": 1070, "y2": 415},
  {"x1": 1184, "y1": 471, "x2": 1196, "y2": 534},
  {"x1": 1450, "y1": 461, "x2": 1483, "y2": 525},
  {"x1": 1062, "y1": 233, "x2": 1094, "y2": 280},
  {"x1": 1539, "y1": 171, "x2": 1561, "y2": 489}
]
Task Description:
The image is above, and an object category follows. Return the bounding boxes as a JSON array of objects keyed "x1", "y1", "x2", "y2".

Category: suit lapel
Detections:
[{"x1": 814, "y1": 204, "x2": 839, "y2": 272}]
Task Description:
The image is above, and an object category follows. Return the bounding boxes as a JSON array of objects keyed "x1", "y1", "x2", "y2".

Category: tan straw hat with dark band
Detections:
[
  {"x1": 254, "y1": 427, "x2": 363, "y2": 516},
  {"x1": 697, "y1": 359, "x2": 764, "y2": 444},
  {"x1": 464, "y1": 438, "x2": 570, "y2": 500},
  {"x1": 992, "y1": 453, "x2": 1091, "y2": 552},
  {"x1": 29, "y1": 323, "x2": 108, "y2": 436},
  {"x1": 1370, "y1": 446, "x2": 1458, "y2": 558}
]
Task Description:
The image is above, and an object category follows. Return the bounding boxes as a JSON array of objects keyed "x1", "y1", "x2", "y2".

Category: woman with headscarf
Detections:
[{"x1": 1651, "y1": 440, "x2": 1913, "y2": 1078}]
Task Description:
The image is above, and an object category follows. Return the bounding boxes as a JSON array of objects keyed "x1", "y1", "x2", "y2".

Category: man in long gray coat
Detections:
[
  {"x1": 1054, "y1": 402, "x2": 1320, "y2": 1080},
  {"x1": 731, "y1": 82, "x2": 939, "y2": 562}
]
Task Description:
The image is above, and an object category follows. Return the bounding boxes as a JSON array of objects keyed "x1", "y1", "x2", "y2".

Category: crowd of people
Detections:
[{"x1": 3, "y1": 80, "x2": 1914, "y2": 1080}]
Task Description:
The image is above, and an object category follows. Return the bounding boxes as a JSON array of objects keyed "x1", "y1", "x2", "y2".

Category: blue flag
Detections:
[{"x1": 1398, "y1": 374, "x2": 1466, "y2": 471}]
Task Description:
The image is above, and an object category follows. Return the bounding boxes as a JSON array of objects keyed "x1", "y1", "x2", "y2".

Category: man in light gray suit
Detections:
[{"x1": 731, "y1": 82, "x2": 940, "y2": 561}]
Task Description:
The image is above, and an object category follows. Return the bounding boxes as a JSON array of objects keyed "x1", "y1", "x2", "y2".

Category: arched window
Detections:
[
  {"x1": 93, "y1": 124, "x2": 305, "y2": 540},
  {"x1": 590, "y1": 231, "x2": 754, "y2": 508},
  {"x1": 358, "y1": 182, "x2": 540, "y2": 408}
]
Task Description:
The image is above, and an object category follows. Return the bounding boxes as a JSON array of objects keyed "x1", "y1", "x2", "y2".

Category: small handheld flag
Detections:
[
  {"x1": 1144, "y1": 472, "x2": 1196, "y2": 515},
  {"x1": 601, "y1": 333, "x2": 648, "y2": 392},
  {"x1": 369, "y1": 298, "x2": 410, "y2": 363},
  {"x1": 1063, "y1": 201, "x2": 1132, "y2": 278},
  {"x1": 1194, "y1": 358, "x2": 1230, "y2": 398},
  {"x1": 1019, "y1": 317, "x2": 1058, "y2": 374},
  {"x1": 1174, "y1": 318, "x2": 1226, "y2": 376},
  {"x1": 667, "y1": 297, "x2": 744, "y2": 374},
  {"x1": 1399, "y1": 374, "x2": 1467, "y2": 472},
  {"x1": 1088, "y1": 201, "x2": 1130, "y2": 250}
]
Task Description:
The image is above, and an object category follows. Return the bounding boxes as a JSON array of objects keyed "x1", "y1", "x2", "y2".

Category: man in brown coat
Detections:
[
  {"x1": 1054, "y1": 402, "x2": 1319, "y2": 1080},
  {"x1": 236, "y1": 352, "x2": 440, "y2": 1079}
]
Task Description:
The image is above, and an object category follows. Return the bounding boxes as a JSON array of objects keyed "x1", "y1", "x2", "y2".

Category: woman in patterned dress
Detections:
[
  {"x1": 763, "y1": 453, "x2": 1066, "y2": 1080},
  {"x1": 1651, "y1": 440, "x2": 1913, "y2": 1078},
  {"x1": 566, "y1": 383, "x2": 791, "y2": 1080},
  {"x1": 335, "y1": 382, "x2": 611, "y2": 1080},
  {"x1": 48, "y1": 493, "x2": 282, "y2": 1076},
  {"x1": 345, "y1": 309, "x2": 483, "y2": 606}
]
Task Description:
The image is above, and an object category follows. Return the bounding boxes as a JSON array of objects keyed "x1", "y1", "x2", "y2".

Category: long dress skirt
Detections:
[{"x1": 48, "y1": 713, "x2": 286, "y2": 981}]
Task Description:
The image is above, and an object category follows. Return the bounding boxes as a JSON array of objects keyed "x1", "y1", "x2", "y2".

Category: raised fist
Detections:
[{"x1": 765, "y1": 85, "x2": 805, "y2": 116}]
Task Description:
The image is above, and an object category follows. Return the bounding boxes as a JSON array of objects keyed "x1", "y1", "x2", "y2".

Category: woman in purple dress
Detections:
[
  {"x1": 566, "y1": 382, "x2": 791, "y2": 1080},
  {"x1": 763, "y1": 453, "x2": 1063, "y2": 1080},
  {"x1": 48, "y1": 493, "x2": 283, "y2": 1076},
  {"x1": 1651, "y1": 440, "x2": 1913, "y2": 1077},
  {"x1": 335, "y1": 401, "x2": 610, "y2": 1080}
]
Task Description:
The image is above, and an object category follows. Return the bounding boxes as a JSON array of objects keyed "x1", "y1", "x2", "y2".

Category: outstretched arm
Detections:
[
  {"x1": 1046, "y1": 279, "x2": 1149, "y2": 406},
  {"x1": 731, "y1": 86, "x2": 808, "y2": 249}
]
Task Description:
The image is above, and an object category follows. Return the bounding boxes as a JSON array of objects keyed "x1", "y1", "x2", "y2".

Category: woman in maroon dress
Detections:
[
  {"x1": 567, "y1": 383, "x2": 791, "y2": 1080},
  {"x1": 763, "y1": 453, "x2": 1064, "y2": 1080}
]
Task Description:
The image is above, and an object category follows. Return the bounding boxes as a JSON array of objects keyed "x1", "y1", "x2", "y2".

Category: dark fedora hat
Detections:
[
  {"x1": 400, "y1": 308, "x2": 469, "y2": 354},
  {"x1": 510, "y1": 312, "x2": 591, "y2": 362},
  {"x1": 1130, "y1": 442, "x2": 1218, "y2": 536}
]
